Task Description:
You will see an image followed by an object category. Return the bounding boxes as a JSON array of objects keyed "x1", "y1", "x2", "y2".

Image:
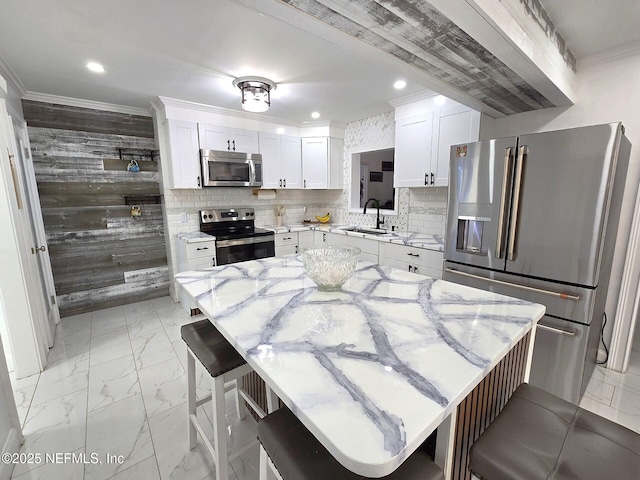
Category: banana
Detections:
[{"x1": 315, "y1": 213, "x2": 330, "y2": 223}]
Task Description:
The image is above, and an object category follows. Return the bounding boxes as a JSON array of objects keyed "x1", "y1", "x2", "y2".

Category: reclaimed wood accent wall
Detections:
[
  {"x1": 23, "y1": 101, "x2": 169, "y2": 317},
  {"x1": 451, "y1": 332, "x2": 531, "y2": 480}
]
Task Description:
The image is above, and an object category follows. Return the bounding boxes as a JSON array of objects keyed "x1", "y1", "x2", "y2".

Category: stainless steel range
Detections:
[{"x1": 199, "y1": 207, "x2": 275, "y2": 265}]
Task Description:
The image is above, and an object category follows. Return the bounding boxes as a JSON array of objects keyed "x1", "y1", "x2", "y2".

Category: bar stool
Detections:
[
  {"x1": 469, "y1": 383, "x2": 640, "y2": 480},
  {"x1": 257, "y1": 406, "x2": 445, "y2": 480},
  {"x1": 182, "y1": 319, "x2": 267, "y2": 480}
]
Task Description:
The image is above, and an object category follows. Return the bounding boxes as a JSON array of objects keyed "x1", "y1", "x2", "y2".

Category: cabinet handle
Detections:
[
  {"x1": 408, "y1": 265, "x2": 413, "y2": 273},
  {"x1": 295, "y1": 246, "x2": 298, "y2": 254},
  {"x1": 232, "y1": 140, "x2": 236, "y2": 151},
  {"x1": 197, "y1": 175, "x2": 201, "y2": 187},
  {"x1": 283, "y1": 237, "x2": 292, "y2": 240},
  {"x1": 430, "y1": 172, "x2": 434, "y2": 185},
  {"x1": 407, "y1": 252, "x2": 420, "y2": 257},
  {"x1": 279, "y1": 179, "x2": 283, "y2": 187},
  {"x1": 322, "y1": 233, "x2": 326, "y2": 242},
  {"x1": 227, "y1": 140, "x2": 230, "y2": 150},
  {"x1": 414, "y1": 266, "x2": 418, "y2": 274},
  {"x1": 283, "y1": 178, "x2": 286, "y2": 188},
  {"x1": 424, "y1": 173, "x2": 428, "y2": 186},
  {"x1": 304, "y1": 179, "x2": 307, "y2": 188},
  {"x1": 196, "y1": 247, "x2": 209, "y2": 251},
  {"x1": 537, "y1": 323, "x2": 576, "y2": 337}
]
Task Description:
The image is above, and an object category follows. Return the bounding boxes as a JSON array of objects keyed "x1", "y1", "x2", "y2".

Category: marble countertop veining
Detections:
[
  {"x1": 175, "y1": 257, "x2": 544, "y2": 477},
  {"x1": 176, "y1": 231, "x2": 216, "y2": 243},
  {"x1": 261, "y1": 224, "x2": 445, "y2": 251}
]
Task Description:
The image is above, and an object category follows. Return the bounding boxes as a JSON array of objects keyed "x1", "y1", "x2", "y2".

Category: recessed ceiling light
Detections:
[
  {"x1": 276, "y1": 127, "x2": 285, "y2": 134},
  {"x1": 311, "y1": 112, "x2": 320, "y2": 119},
  {"x1": 86, "y1": 62, "x2": 105, "y2": 73},
  {"x1": 434, "y1": 95, "x2": 447, "y2": 105},
  {"x1": 393, "y1": 80, "x2": 407, "y2": 90}
]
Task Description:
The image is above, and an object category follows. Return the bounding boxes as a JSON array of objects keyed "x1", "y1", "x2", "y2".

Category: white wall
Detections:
[{"x1": 491, "y1": 52, "x2": 640, "y2": 347}]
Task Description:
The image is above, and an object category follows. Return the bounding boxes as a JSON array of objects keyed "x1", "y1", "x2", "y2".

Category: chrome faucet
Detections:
[{"x1": 363, "y1": 198, "x2": 384, "y2": 230}]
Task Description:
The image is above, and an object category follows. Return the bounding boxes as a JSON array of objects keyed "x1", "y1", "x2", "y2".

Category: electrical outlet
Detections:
[{"x1": 179, "y1": 213, "x2": 188, "y2": 223}]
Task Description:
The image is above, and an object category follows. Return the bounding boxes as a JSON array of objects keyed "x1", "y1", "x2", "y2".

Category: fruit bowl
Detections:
[{"x1": 300, "y1": 245, "x2": 361, "y2": 291}]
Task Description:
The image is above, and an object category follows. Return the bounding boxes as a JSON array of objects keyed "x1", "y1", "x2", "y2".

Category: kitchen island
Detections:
[{"x1": 176, "y1": 257, "x2": 544, "y2": 479}]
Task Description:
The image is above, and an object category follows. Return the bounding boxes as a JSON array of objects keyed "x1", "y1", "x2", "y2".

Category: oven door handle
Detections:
[{"x1": 216, "y1": 236, "x2": 275, "y2": 248}]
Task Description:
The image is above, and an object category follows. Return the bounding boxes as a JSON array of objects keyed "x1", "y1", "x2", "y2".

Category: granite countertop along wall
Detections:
[{"x1": 262, "y1": 224, "x2": 445, "y2": 252}]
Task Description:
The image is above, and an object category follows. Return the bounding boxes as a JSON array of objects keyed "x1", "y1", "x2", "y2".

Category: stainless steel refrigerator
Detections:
[{"x1": 443, "y1": 123, "x2": 631, "y2": 404}]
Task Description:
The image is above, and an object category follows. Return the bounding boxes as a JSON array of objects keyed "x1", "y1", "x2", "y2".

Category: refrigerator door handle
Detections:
[
  {"x1": 496, "y1": 147, "x2": 513, "y2": 259},
  {"x1": 537, "y1": 323, "x2": 577, "y2": 337},
  {"x1": 507, "y1": 145, "x2": 527, "y2": 261},
  {"x1": 444, "y1": 268, "x2": 583, "y2": 301}
]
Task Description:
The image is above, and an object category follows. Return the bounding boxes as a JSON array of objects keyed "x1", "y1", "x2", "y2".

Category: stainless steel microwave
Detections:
[{"x1": 200, "y1": 149, "x2": 263, "y2": 187}]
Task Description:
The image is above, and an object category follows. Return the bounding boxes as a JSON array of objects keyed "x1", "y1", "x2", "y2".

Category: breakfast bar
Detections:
[{"x1": 176, "y1": 257, "x2": 545, "y2": 479}]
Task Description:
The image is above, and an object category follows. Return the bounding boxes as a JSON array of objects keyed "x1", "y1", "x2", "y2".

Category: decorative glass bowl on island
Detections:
[{"x1": 300, "y1": 245, "x2": 361, "y2": 291}]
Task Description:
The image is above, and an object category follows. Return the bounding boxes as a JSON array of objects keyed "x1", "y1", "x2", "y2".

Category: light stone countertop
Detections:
[
  {"x1": 176, "y1": 257, "x2": 545, "y2": 477},
  {"x1": 262, "y1": 224, "x2": 445, "y2": 252},
  {"x1": 176, "y1": 231, "x2": 217, "y2": 243}
]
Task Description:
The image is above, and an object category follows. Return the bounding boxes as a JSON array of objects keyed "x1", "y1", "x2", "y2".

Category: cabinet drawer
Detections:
[
  {"x1": 380, "y1": 243, "x2": 443, "y2": 270},
  {"x1": 328, "y1": 233, "x2": 379, "y2": 256},
  {"x1": 275, "y1": 232, "x2": 298, "y2": 247},
  {"x1": 186, "y1": 241, "x2": 216, "y2": 259},
  {"x1": 275, "y1": 245, "x2": 298, "y2": 257},
  {"x1": 188, "y1": 257, "x2": 215, "y2": 270}
]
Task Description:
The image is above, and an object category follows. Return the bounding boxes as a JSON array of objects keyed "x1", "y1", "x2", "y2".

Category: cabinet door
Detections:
[
  {"x1": 232, "y1": 129, "x2": 259, "y2": 153},
  {"x1": 394, "y1": 113, "x2": 433, "y2": 188},
  {"x1": 434, "y1": 109, "x2": 480, "y2": 186},
  {"x1": 198, "y1": 124, "x2": 231, "y2": 151},
  {"x1": 298, "y1": 230, "x2": 314, "y2": 249},
  {"x1": 302, "y1": 137, "x2": 328, "y2": 189},
  {"x1": 281, "y1": 135, "x2": 302, "y2": 188},
  {"x1": 168, "y1": 120, "x2": 200, "y2": 189},
  {"x1": 259, "y1": 132, "x2": 281, "y2": 189}
]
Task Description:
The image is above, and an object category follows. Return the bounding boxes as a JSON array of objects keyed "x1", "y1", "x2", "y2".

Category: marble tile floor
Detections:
[
  {"x1": 8, "y1": 296, "x2": 268, "y2": 480},
  {"x1": 8, "y1": 296, "x2": 640, "y2": 478}
]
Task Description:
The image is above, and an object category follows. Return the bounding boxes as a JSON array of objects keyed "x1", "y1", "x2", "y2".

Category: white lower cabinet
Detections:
[
  {"x1": 275, "y1": 232, "x2": 299, "y2": 257},
  {"x1": 298, "y1": 230, "x2": 314, "y2": 250},
  {"x1": 378, "y1": 243, "x2": 443, "y2": 278},
  {"x1": 176, "y1": 237, "x2": 216, "y2": 313},
  {"x1": 324, "y1": 233, "x2": 379, "y2": 263}
]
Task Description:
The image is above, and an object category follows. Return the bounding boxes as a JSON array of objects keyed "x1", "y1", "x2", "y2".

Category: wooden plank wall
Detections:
[{"x1": 23, "y1": 101, "x2": 169, "y2": 317}]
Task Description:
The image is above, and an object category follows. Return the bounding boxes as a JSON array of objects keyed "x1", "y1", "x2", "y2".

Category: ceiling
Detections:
[
  {"x1": 539, "y1": 0, "x2": 640, "y2": 59},
  {"x1": 0, "y1": 0, "x2": 639, "y2": 123}
]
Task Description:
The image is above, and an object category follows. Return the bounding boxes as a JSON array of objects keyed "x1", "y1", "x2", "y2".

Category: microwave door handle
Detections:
[
  {"x1": 508, "y1": 145, "x2": 527, "y2": 261},
  {"x1": 496, "y1": 147, "x2": 512, "y2": 259},
  {"x1": 249, "y1": 160, "x2": 256, "y2": 185}
]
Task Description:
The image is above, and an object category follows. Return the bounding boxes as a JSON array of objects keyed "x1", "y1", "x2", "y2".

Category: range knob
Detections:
[
  {"x1": 246, "y1": 212, "x2": 252, "y2": 216},
  {"x1": 208, "y1": 214, "x2": 213, "y2": 219}
]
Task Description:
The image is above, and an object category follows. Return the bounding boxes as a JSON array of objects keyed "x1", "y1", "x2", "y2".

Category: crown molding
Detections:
[
  {"x1": 579, "y1": 41, "x2": 640, "y2": 69},
  {"x1": 22, "y1": 92, "x2": 152, "y2": 117},
  {"x1": 0, "y1": 55, "x2": 27, "y2": 97},
  {"x1": 388, "y1": 89, "x2": 437, "y2": 108},
  {"x1": 155, "y1": 96, "x2": 300, "y2": 128}
]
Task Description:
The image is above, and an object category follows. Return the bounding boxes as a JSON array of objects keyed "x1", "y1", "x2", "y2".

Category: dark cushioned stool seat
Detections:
[
  {"x1": 180, "y1": 319, "x2": 246, "y2": 377},
  {"x1": 469, "y1": 383, "x2": 640, "y2": 480},
  {"x1": 257, "y1": 406, "x2": 444, "y2": 480}
]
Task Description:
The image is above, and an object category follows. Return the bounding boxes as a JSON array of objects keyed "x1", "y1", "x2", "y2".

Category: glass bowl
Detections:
[{"x1": 300, "y1": 245, "x2": 361, "y2": 291}]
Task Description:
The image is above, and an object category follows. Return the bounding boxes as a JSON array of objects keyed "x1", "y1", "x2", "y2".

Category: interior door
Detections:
[
  {"x1": 444, "y1": 137, "x2": 517, "y2": 271},
  {"x1": 15, "y1": 131, "x2": 58, "y2": 346},
  {"x1": 505, "y1": 124, "x2": 623, "y2": 286}
]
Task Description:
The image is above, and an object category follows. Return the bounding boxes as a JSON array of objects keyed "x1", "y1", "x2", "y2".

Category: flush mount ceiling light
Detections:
[
  {"x1": 393, "y1": 79, "x2": 407, "y2": 89},
  {"x1": 86, "y1": 62, "x2": 105, "y2": 73},
  {"x1": 232, "y1": 76, "x2": 277, "y2": 113},
  {"x1": 311, "y1": 111, "x2": 320, "y2": 119}
]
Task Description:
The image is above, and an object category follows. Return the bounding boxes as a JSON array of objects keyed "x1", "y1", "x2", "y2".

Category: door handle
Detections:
[
  {"x1": 430, "y1": 172, "x2": 434, "y2": 185},
  {"x1": 496, "y1": 147, "x2": 513, "y2": 259},
  {"x1": 31, "y1": 245, "x2": 46, "y2": 254},
  {"x1": 508, "y1": 145, "x2": 527, "y2": 261},
  {"x1": 537, "y1": 323, "x2": 576, "y2": 337},
  {"x1": 444, "y1": 268, "x2": 582, "y2": 301}
]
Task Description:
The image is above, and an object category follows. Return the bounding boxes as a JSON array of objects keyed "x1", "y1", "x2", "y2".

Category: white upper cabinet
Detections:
[
  {"x1": 198, "y1": 124, "x2": 259, "y2": 153},
  {"x1": 394, "y1": 113, "x2": 435, "y2": 188},
  {"x1": 394, "y1": 106, "x2": 480, "y2": 187},
  {"x1": 433, "y1": 106, "x2": 481, "y2": 186},
  {"x1": 301, "y1": 137, "x2": 344, "y2": 189},
  {"x1": 259, "y1": 133, "x2": 302, "y2": 189},
  {"x1": 166, "y1": 119, "x2": 201, "y2": 189}
]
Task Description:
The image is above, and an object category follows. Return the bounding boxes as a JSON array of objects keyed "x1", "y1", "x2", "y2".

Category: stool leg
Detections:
[
  {"x1": 212, "y1": 375, "x2": 229, "y2": 480},
  {"x1": 233, "y1": 378, "x2": 246, "y2": 420},
  {"x1": 259, "y1": 445, "x2": 268, "y2": 480},
  {"x1": 266, "y1": 385, "x2": 279, "y2": 413},
  {"x1": 187, "y1": 350, "x2": 197, "y2": 450}
]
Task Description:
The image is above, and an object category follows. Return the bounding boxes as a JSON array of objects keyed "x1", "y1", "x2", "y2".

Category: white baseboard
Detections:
[{"x1": 0, "y1": 427, "x2": 21, "y2": 480}]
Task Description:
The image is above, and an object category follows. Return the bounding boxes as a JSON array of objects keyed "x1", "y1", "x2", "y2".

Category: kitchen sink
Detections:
[{"x1": 341, "y1": 227, "x2": 389, "y2": 236}]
